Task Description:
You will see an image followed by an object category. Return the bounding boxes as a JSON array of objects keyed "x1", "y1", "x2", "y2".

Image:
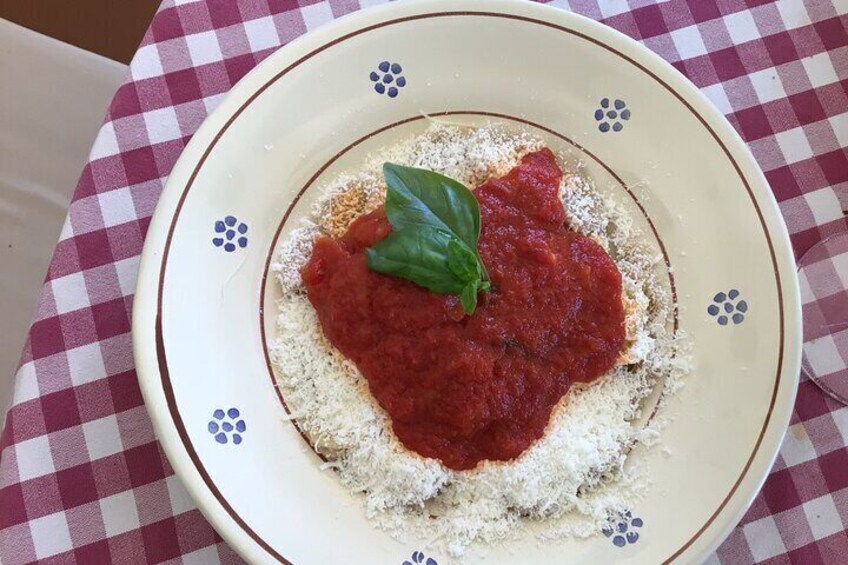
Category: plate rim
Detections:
[{"x1": 132, "y1": 1, "x2": 802, "y2": 563}]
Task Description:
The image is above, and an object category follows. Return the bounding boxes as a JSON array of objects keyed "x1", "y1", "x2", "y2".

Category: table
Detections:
[{"x1": 1, "y1": 1, "x2": 846, "y2": 563}]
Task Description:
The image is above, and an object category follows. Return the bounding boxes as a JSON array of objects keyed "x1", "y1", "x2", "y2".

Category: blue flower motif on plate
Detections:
[
  {"x1": 595, "y1": 98, "x2": 630, "y2": 132},
  {"x1": 213, "y1": 215, "x2": 248, "y2": 252},
  {"x1": 602, "y1": 510, "x2": 643, "y2": 547},
  {"x1": 370, "y1": 61, "x2": 407, "y2": 98},
  {"x1": 708, "y1": 289, "x2": 747, "y2": 325},
  {"x1": 402, "y1": 550, "x2": 437, "y2": 565},
  {"x1": 208, "y1": 408, "x2": 246, "y2": 445}
]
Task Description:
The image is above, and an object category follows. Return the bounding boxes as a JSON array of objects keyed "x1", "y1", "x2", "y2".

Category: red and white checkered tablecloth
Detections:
[{"x1": 1, "y1": 0, "x2": 846, "y2": 563}]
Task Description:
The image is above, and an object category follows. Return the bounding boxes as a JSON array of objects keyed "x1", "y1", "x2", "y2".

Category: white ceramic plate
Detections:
[{"x1": 133, "y1": 1, "x2": 802, "y2": 563}]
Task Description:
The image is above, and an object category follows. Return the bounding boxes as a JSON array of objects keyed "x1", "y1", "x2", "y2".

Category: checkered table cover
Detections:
[{"x1": 1, "y1": 0, "x2": 846, "y2": 563}]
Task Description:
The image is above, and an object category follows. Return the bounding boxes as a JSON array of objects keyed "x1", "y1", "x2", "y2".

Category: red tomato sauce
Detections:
[{"x1": 301, "y1": 149, "x2": 625, "y2": 470}]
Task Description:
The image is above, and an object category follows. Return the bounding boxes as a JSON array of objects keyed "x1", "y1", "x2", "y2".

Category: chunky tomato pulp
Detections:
[{"x1": 301, "y1": 149, "x2": 625, "y2": 470}]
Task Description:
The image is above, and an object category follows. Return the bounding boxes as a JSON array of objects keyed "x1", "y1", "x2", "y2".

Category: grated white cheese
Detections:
[{"x1": 270, "y1": 124, "x2": 689, "y2": 556}]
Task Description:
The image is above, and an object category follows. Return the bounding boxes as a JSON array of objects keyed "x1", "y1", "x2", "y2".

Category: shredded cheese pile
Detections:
[{"x1": 270, "y1": 124, "x2": 689, "y2": 556}]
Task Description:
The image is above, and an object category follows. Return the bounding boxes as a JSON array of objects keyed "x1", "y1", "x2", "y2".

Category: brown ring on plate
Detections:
[{"x1": 259, "y1": 110, "x2": 680, "y2": 457}]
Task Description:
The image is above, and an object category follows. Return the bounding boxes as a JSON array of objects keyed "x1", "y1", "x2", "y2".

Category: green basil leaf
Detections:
[
  {"x1": 365, "y1": 227, "x2": 468, "y2": 294},
  {"x1": 364, "y1": 163, "x2": 492, "y2": 314},
  {"x1": 460, "y1": 282, "x2": 479, "y2": 315},
  {"x1": 447, "y1": 238, "x2": 480, "y2": 282},
  {"x1": 383, "y1": 163, "x2": 481, "y2": 251}
]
